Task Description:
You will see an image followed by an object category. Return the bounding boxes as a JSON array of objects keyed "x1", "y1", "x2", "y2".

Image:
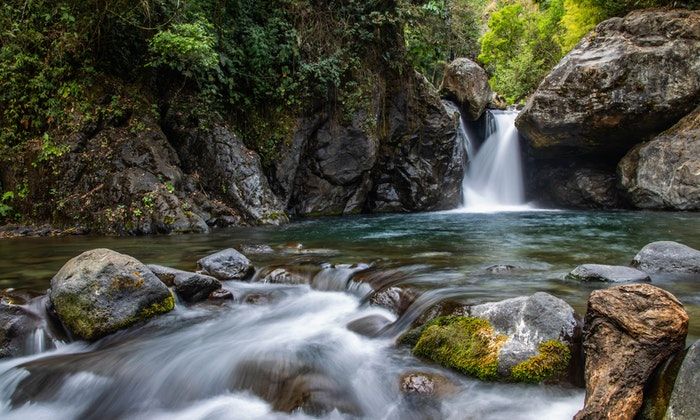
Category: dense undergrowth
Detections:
[{"x1": 0, "y1": 0, "x2": 697, "y2": 224}]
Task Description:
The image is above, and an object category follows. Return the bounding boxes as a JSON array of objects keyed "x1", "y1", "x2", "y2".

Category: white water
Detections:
[{"x1": 460, "y1": 110, "x2": 530, "y2": 212}]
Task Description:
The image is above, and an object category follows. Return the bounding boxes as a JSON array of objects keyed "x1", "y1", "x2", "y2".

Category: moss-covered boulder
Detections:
[
  {"x1": 49, "y1": 249, "x2": 174, "y2": 341},
  {"x1": 410, "y1": 293, "x2": 577, "y2": 383}
]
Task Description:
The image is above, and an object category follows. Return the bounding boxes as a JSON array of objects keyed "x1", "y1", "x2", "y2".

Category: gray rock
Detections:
[
  {"x1": 0, "y1": 303, "x2": 41, "y2": 358},
  {"x1": 148, "y1": 264, "x2": 222, "y2": 303},
  {"x1": 369, "y1": 286, "x2": 418, "y2": 316},
  {"x1": 49, "y1": 249, "x2": 174, "y2": 341},
  {"x1": 517, "y1": 9, "x2": 700, "y2": 159},
  {"x1": 469, "y1": 292, "x2": 578, "y2": 375},
  {"x1": 440, "y1": 58, "x2": 492, "y2": 120},
  {"x1": 197, "y1": 248, "x2": 254, "y2": 280},
  {"x1": 632, "y1": 241, "x2": 700, "y2": 274},
  {"x1": 619, "y1": 106, "x2": 700, "y2": 210},
  {"x1": 346, "y1": 314, "x2": 392, "y2": 337},
  {"x1": 257, "y1": 266, "x2": 312, "y2": 285},
  {"x1": 238, "y1": 244, "x2": 275, "y2": 255},
  {"x1": 208, "y1": 288, "x2": 234, "y2": 301},
  {"x1": 567, "y1": 264, "x2": 650, "y2": 283},
  {"x1": 529, "y1": 162, "x2": 624, "y2": 209},
  {"x1": 666, "y1": 340, "x2": 700, "y2": 420},
  {"x1": 485, "y1": 264, "x2": 518, "y2": 274}
]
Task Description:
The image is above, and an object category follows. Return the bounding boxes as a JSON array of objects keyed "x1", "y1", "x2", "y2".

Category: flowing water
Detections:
[
  {"x1": 1, "y1": 211, "x2": 699, "y2": 419},
  {"x1": 461, "y1": 110, "x2": 530, "y2": 212}
]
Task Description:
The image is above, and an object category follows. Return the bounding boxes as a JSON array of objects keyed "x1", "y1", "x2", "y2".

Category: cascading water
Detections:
[{"x1": 459, "y1": 109, "x2": 529, "y2": 212}]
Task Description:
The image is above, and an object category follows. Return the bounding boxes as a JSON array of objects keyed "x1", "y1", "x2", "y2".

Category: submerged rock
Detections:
[
  {"x1": 238, "y1": 244, "x2": 275, "y2": 255},
  {"x1": 257, "y1": 266, "x2": 315, "y2": 286},
  {"x1": 369, "y1": 286, "x2": 419, "y2": 316},
  {"x1": 197, "y1": 248, "x2": 254, "y2": 280},
  {"x1": 575, "y1": 284, "x2": 688, "y2": 420},
  {"x1": 0, "y1": 303, "x2": 42, "y2": 358},
  {"x1": 666, "y1": 340, "x2": 700, "y2": 420},
  {"x1": 346, "y1": 314, "x2": 392, "y2": 338},
  {"x1": 49, "y1": 249, "x2": 174, "y2": 341},
  {"x1": 485, "y1": 264, "x2": 518, "y2": 274},
  {"x1": 148, "y1": 265, "x2": 222, "y2": 303},
  {"x1": 208, "y1": 288, "x2": 234, "y2": 302},
  {"x1": 410, "y1": 293, "x2": 577, "y2": 383},
  {"x1": 517, "y1": 9, "x2": 700, "y2": 159},
  {"x1": 439, "y1": 58, "x2": 492, "y2": 121},
  {"x1": 399, "y1": 372, "x2": 457, "y2": 398},
  {"x1": 619, "y1": 106, "x2": 700, "y2": 210},
  {"x1": 631, "y1": 241, "x2": 700, "y2": 274},
  {"x1": 567, "y1": 264, "x2": 650, "y2": 283}
]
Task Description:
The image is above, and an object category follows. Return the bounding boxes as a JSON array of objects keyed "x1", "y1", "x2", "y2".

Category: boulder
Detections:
[
  {"x1": 632, "y1": 241, "x2": 700, "y2": 274},
  {"x1": 567, "y1": 264, "x2": 650, "y2": 283},
  {"x1": 575, "y1": 284, "x2": 688, "y2": 420},
  {"x1": 619, "y1": 106, "x2": 700, "y2": 210},
  {"x1": 439, "y1": 58, "x2": 492, "y2": 120},
  {"x1": 0, "y1": 303, "x2": 42, "y2": 358},
  {"x1": 368, "y1": 286, "x2": 419, "y2": 316},
  {"x1": 257, "y1": 266, "x2": 317, "y2": 286},
  {"x1": 529, "y1": 162, "x2": 624, "y2": 209},
  {"x1": 346, "y1": 314, "x2": 393, "y2": 337},
  {"x1": 197, "y1": 249, "x2": 254, "y2": 280},
  {"x1": 411, "y1": 293, "x2": 577, "y2": 383},
  {"x1": 665, "y1": 339, "x2": 700, "y2": 419},
  {"x1": 148, "y1": 265, "x2": 221, "y2": 303},
  {"x1": 399, "y1": 372, "x2": 457, "y2": 398},
  {"x1": 208, "y1": 288, "x2": 234, "y2": 301},
  {"x1": 49, "y1": 249, "x2": 174, "y2": 341},
  {"x1": 516, "y1": 9, "x2": 700, "y2": 159}
]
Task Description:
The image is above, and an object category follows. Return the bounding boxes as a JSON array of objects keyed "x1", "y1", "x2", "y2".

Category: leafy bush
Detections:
[{"x1": 148, "y1": 20, "x2": 219, "y2": 81}]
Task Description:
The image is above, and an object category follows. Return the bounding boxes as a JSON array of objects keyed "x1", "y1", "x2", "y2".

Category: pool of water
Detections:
[{"x1": 0, "y1": 210, "x2": 698, "y2": 419}]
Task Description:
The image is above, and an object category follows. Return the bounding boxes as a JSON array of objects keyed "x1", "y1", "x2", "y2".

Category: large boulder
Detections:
[
  {"x1": 567, "y1": 264, "x2": 650, "y2": 283},
  {"x1": 197, "y1": 248, "x2": 254, "y2": 280},
  {"x1": 49, "y1": 249, "x2": 174, "y2": 341},
  {"x1": 618, "y1": 106, "x2": 700, "y2": 210},
  {"x1": 148, "y1": 264, "x2": 222, "y2": 303},
  {"x1": 665, "y1": 339, "x2": 700, "y2": 419},
  {"x1": 439, "y1": 58, "x2": 492, "y2": 121},
  {"x1": 516, "y1": 9, "x2": 700, "y2": 159},
  {"x1": 631, "y1": 241, "x2": 700, "y2": 274},
  {"x1": 411, "y1": 293, "x2": 577, "y2": 383},
  {"x1": 575, "y1": 284, "x2": 688, "y2": 420}
]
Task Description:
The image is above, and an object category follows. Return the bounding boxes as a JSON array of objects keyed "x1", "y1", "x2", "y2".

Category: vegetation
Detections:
[
  {"x1": 412, "y1": 316, "x2": 507, "y2": 380},
  {"x1": 510, "y1": 339, "x2": 571, "y2": 383}
]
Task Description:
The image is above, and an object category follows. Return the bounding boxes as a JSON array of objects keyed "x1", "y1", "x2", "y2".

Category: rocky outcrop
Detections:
[
  {"x1": 618, "y1": 106, "x2": 700, "y2": 210},
  {"x1": 517, "y1": 9, "x2": 700, "y2": 159},
  {"x1": 197, "y1": 249, "x2": 254, "y2": 280},
  {"x1": 529, "y1": 161, "x2": 624, "y2": 209},
  {"x1": 148, "y1": 264, "x2": 222, "y2": 303},
  {"x1": 0, "y1": 303, "x2": 41, "y2": 358},
  {"x1": 410, "y1": 293, "x2": 577, "y2": 383},
  {"x1": 49, "y1": 249, "x2": 174, "y2": 341},
  {"x1": 163, "y1": 116, "x2": 288, "y2": 225},
  {"x1": 665, "y1": 340, "x2": 700, "y2": 420},
  {"x1": 439, "y1": 58, "x2": 492, "y2": 121},
  {"x1": 575, "y1": 284, "x2": 688, "y2": 420},
  {"x1": 567, "y1": 264, "x2": 650, "y2": 283},
  {"x1": 632, "y1": 241, "x2": 700, "y2": 274}
]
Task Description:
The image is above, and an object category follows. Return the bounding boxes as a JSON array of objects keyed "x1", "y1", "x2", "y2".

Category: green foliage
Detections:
[
  {"x1": 558, "y1": 0, "x2": 605, "y2": 51},
  {"x1": 148, "y1": 19, "x2": 219, "y2": 82},
  {"x1": 0, "y1": 192, "x2": 15, "y2": 219},
  {"x1": 510, "y1": 339, "x2": 572, "y2": 383},
  {"x1": 412, "y1": 316, "x2": 506, "y2": 381}
]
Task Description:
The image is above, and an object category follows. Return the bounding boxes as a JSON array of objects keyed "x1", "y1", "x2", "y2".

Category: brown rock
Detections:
[
  {"x1": 575, "y1": 284, "x2": 689, "y2": 420},
  {"x1": 440, "y1": 58, "x2": 492, "y2": 120}
]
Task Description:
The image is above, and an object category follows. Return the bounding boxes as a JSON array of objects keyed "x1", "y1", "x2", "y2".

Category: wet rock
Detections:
[
  {"x1": 665, "y1": 340, "x2": 700, "y2": 420},
  {"x1": 619, "y1": 106, "x2": 700, "y2": 210},
  {"x1": 230, "y1": 357, "x2": 361, "y2": 416},
  {"x1": 197, "y1": 248, "x2": 254, "y2": 280},
  {"x1": 346, "y1": 314, "x2": 392, "y2": 338},
  {"x1": 369, "y1": 286, "x2": 419, "y2": 316},
  {"x1": 49, "y1": 249, "x2": 174, "y2": 341},
  {"x1": 566, "y1": 264, "x2": 650, "y2": 283},
  {"x1": 244, "y1": 293, "x2": 272, "y2": 305},
  {"x1": 257, "y1": 266, "x2": 314, "y2": 286},
  {"x1": 485, "y1": 264, "x2": 518, "y2": 274},
  {"x1": 517, "y1": 9, "x2": 700, "y2": 159},
  {"x1": 208, "y1": 288, "x2": 234, "y2": 301},
  {"x1": 440, "y1": 58, "x2": 492, "y2": 121},
  {"x1": 631, "y1": 241, "x2": 700, "y2": 274},
  {"x1": 0, "y1": 303, "x2": 42, "y2": 358},
  {"x1": 148, "y1": 265, "x2": 222, "y2": 303},
  {"x1": 575, "y1": 284, "x2": 688, "y2": 420},
  {"x1": 399, "y1": 372, "x2": 457, "y2": 398},
  {"x1": 638, "y1": 350, "x2": 686, "y2": 420},
  {"x1": 238, "y1": 244, "x2": 275, "y2": 255},
  {"x1": 529, "y1": 162, "x2": 624, "y2": 209}
]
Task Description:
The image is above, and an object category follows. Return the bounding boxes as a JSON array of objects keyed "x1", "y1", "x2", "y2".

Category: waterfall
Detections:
[{"x1": 459, "y1": 109, "x2": 529, "y2": 212}]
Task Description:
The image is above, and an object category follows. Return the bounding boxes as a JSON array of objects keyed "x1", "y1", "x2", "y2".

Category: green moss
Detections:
[
  {"x1": 510, "y1": 340, "x2": 571, "y2": 383},
  {"x1": 412, "y1": 316, "x2": 506, "y2": 381},
  {"x1": 140, "y1": 292, "x2": 175, "y2": 319}
]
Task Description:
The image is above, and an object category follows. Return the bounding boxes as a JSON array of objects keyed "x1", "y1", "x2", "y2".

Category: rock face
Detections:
[
  {"x1": 665, "y1": 340, "x2": 700, "y2": 420},
  {"x1": 197, "y1": 249, "x2": 254, "y2": 280},
  {"x1": 575, "y1": 284, "x2": 688, "y2": 420},
  {"x1": 49, "y1": 249, "x2": 174, "y2": 341},
  {"x1": 529, "y1": 162, "x2": 623, "y2": 209},
  {"x1": 567, "y1": 264, "x2": 650, "y2": 283},
  {"x1": 0, "y1": 303, "x2": 41, "y2": 358},
  {"x1": 517, "y1": 9, "x2": 700, "y2": 159},
  {"x1": 164, "y1": 120, "x2": 288, "y2": 225},
  {"x1": 439, "y1": 58, "x2": 492, "y2": 120},
  {"x1": 411, "y1": 293, "x2": 577, "y2": 383},
  {"x1": 632, "y1": 241, "x2": 700, "y2": 274},
  {"x1": 148, "y1": 264, "x2": 222, "y2": 303},
  {"x1": 619, "y1": 106, "x2": 700, "y2": 210}
]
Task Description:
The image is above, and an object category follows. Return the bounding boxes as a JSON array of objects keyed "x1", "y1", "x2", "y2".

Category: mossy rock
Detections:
[
  {"x1": 49, "y1": 249, "x2": 175, "y2": 341},
  {"x1": 412, "y1": 316, "x2": 506, "y2": 381},
  {"x1": 510, "y1": 340, "x2": 571, "y2": 383}
]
